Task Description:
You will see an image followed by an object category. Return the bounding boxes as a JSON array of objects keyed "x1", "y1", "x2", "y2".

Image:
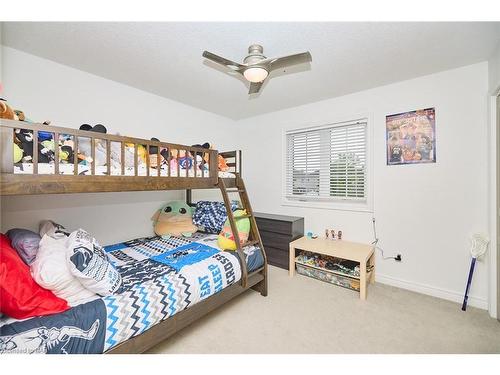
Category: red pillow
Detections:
[{"x1": 0, "y1": 234, "x2": 69, "y2": 319}]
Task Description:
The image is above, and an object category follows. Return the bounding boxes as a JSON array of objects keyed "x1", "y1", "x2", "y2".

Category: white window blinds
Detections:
[{"x1": 285, "y1": 120, "x2": 367, "y2": 202}]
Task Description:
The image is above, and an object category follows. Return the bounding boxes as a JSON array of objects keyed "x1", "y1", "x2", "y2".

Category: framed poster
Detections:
[{"x1": 386, "y1": 107, "x2": 436, "y2": 165}]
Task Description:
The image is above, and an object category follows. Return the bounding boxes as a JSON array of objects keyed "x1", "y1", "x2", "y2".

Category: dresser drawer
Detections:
[
  {"x1": 259, "y1": 230, "x2": 295, "y2": 251},
  {"x1": 255, "y1": 216, "x2": 304, "y2": 237},
  {"x1": 253, "y1": 212, "x2": 304, "y2": 271},
  {"x1": 256, "y1": 218, "x2": 291, "y2": 235},
  {"x1": 265, "y1": 246, "x2": 290, "y2": 270}
]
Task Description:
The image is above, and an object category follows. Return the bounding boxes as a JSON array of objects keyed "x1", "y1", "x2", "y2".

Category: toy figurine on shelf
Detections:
[
  {"x1": 330, "y1": 229, "x2": 335, "y2": 240},
  {"x1": 338, "y1": 230, "x2": 343, "y2": 240},
  {"x1": 318, "y1": 259, "x2": 327, "y2": 268},
  {"x1": 325, "y1": 229, "x2": 329, "y2": 239},
  {"x1": 306, "y1": 231, "x2": 318, "y2": 239}
]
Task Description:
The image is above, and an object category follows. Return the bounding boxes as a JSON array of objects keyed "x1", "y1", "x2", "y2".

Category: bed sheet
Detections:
[{"x1": 0, "y1": 233, "x2": 262, "y2": 354}]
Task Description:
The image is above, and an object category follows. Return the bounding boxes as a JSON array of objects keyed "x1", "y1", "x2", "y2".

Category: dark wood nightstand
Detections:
[{"x1": 254, "y1": 212, "x2": 304, "y2": 270}]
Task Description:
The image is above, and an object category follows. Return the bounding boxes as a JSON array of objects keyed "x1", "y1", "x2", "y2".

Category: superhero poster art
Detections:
[{"x1": 386, "y1": 107, "x2": 436, "y2": 165}]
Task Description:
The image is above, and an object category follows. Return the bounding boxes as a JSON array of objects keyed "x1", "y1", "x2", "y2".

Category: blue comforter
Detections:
[{"x1": 0, "y1": 233, "x2": 263, "y2": 354}]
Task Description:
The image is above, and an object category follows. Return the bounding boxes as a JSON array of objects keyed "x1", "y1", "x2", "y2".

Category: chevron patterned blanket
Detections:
[{"x1": 0, "y1": 233, "x2": 253, "y2": 354}]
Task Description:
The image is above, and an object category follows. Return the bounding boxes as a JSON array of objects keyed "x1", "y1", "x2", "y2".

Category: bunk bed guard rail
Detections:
[{"x1": 0, "y1": 119, "x2": 242, "y2": 194}]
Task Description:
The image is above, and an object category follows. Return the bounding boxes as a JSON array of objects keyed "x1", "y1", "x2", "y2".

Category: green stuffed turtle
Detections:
[{"x1": 151, "y1": 200, "x2": 197, "y2": 239}]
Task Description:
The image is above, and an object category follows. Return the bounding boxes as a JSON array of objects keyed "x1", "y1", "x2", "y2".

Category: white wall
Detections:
[
  {"x1": 0, "y1": 47, "x2": 234, "y2": 245},
  {"x1": 488, "y1": 42, "x2": 500, "y2": 317},
  {"x1": 237, "y1": 63, "x2": 491, "y2": 309},
  {"x1": 489, "y1": 43, "x2": 500, "y2": 95}
]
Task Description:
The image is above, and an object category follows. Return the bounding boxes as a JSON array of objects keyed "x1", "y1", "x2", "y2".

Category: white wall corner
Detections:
[
  {"x1": 488, "y1": 95, "x2": 498, "y2": 319},
  {"x1": 487, "y1": 42, "x2": 500, "y2": 319}
]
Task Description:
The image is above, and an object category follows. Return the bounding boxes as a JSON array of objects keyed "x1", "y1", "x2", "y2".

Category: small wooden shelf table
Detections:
[{"x1": 289, "y1": 237, "x2": 375, "y2": 300}]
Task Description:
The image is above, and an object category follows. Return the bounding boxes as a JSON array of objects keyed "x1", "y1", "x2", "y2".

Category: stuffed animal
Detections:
[
  {"x1": 1, "y1": 99, "x2": 55, "y2": 164},
  {"x1": 14, "y1": 128, "x2": 34, "y2": 163},
  {"x1": 218, "y1": 155, "x2": 229, "y2": 172},
  {"x1": 179, "y1": 155, "x2": 193, "y2": 170},
  {"x1": 151, "y1": 201, "x2": 197, "y2": 238},
  {"x1": 170, "y1": 157, "x2": 178, "y2": 173},
  {"x1": 13, "y1": 143, "x2": 23, "y2": 163},
  {"x1": 191, "y1": 142, "x2": 230, "y2": 172},
  {"x1": 94, "y1": 140, "x2": 108, "y2": 166},
  {"x1": 170, "y1": 149, "x2": 193, "y2": 172},
  {"x1": 191, "y1": 142, "x2": 210, "y2": 150},
  {"x1": 58, "y1": 137, "x2": 74, "y2": 163},
  {"x1": 217, "y1": 209, "x2": 250, "y2": 250},
  {"x1": 1, "y1": 99, "x2": 51, "y2": 125},
  {"x1": 14, "y1": 109, "x2": 51, "y2": 127},
  {"x1": 0, "y1": 99, "x2": 18, "y2": 120},
  {"x1": 137, "y1": 144, "x2": 147, "y2": 165},
  {"x1": 195, "y1": 154, "x2": 206, "y2": 170},
  {"x1": 39, "y1": 139, "x2": 55, "y2": 163},
  {"x1": 192, "y1": 142, "x2": 211, "y2": 167}
]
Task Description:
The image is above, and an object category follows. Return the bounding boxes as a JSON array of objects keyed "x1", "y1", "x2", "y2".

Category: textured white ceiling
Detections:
[{"x1": 2, "y1": 22, "x2": 500, "y2": 119}]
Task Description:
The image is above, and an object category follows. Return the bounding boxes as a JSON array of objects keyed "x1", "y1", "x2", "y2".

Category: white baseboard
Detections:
[{"x1": 376, "y1": 273, "x2": 489, "y2": 310}]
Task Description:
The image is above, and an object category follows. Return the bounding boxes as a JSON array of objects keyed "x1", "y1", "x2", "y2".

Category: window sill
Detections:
[{"x1": 281, "y1": 198, "x2": 373, "y2": 213}]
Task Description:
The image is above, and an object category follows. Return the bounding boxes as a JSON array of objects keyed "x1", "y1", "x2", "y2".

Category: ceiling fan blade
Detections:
[
  {"x1": 267, "y1": 52, "x2": 312, "y2": 72},
  {"x1": 202, "y1": 51, "x2": 243, "y2": 71},
  {"x1": 248, "y1": 81, "x2": 263, "y2": 95}
]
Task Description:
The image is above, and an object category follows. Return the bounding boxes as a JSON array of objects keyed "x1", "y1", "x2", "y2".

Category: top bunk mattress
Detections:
[{"x1": 0, "y1": 233, "x2": 263, "y2": 354}]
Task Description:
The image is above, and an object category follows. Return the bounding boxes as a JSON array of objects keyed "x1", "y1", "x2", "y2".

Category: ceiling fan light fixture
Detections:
[{"x1": 243, "y1": 67, "x2": 268, "y2": 83}]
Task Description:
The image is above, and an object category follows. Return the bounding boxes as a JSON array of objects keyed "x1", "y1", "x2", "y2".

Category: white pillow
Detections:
[
  {"x1": 39, "y1": 220, "x2": 71, "y2": 239},
  {"x1": 31, "y1": 235, "x2": 97, "y2": 306},
  {"x1": 66, "y1": 229, "x2": 123, "y2": 296}
]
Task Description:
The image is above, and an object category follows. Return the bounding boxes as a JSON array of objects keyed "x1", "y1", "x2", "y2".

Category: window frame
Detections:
[{"x1": 281, "y1": 117, "x2": 373, "y2": 212}]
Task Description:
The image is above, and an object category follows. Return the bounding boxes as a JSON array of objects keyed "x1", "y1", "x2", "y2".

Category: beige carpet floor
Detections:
[{"x1": 147, "y1": 266, "x2": 500, "y2": 354}]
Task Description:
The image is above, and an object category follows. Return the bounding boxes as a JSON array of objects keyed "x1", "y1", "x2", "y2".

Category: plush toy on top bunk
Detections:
[
  {"x1": 151, "y1": 200, "x2": 197, "y2": 238},
  {"x1": 148, "y1": 137, "x2": 169, "y2": 169},
  {"x1": 77, "y1": 124, "x2": 108, "y2": 166},
  {"x1": 1, "y1": 98, "x2": 54, "y2": 164},
  {"x1": 191, "y1": 142, "x2": 230, "y2": 172}
]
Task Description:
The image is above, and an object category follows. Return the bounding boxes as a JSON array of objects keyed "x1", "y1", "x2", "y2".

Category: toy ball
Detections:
[
  {"x1": 218, "y1": 210, "x2": 250, "y2": 250},
  {"x1": 13, "y1": 143, "x2": 23, "y2": 163}
]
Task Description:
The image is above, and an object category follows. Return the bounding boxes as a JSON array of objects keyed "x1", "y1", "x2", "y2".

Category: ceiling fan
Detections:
[{"x1": 202, "y1": 44, "x2": 312, "y2": 94}]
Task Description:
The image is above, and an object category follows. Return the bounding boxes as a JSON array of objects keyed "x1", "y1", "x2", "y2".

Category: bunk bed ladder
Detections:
[{"x1": 218, "y1": 177, "x2": 268, "y2": 296}]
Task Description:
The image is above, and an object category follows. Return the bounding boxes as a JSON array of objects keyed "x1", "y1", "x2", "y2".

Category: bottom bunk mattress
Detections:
[{"x1": 0, "y1": 233, "x2": 264, "y2": 354}]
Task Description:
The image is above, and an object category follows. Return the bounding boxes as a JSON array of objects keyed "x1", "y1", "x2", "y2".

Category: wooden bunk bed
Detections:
[{"x1": 0, "y1": 118, "x2": 268, "y2": 354}]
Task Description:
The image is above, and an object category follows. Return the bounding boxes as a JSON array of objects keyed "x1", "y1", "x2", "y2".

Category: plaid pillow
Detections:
[{"x1": 192, "y1": 201, "x2": 238, "y2": 234}]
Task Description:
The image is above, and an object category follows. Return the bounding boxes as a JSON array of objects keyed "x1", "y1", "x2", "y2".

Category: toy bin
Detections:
[{"x1": 295, "y1": 263, "x2": 360, "y2": 291}]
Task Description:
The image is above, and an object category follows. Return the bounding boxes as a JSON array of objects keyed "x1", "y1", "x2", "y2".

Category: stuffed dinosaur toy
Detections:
[{"x1": 151, "y1": 201, "x2": 197, "y2": 239}]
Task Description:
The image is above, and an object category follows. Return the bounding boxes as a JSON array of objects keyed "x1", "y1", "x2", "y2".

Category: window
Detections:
[{"x1": 285, "y1": 120, "x2": 368, "y2": 206}]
